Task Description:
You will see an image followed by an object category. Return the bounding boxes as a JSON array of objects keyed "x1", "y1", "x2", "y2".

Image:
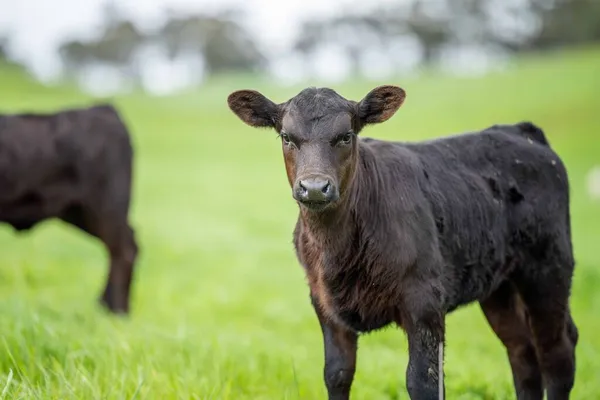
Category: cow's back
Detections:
[{"x1": 0, "y1": 104, "x2": 133, "y2": 230}]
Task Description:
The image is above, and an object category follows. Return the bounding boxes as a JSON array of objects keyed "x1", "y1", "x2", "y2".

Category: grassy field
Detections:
[{"x1": 0, "y1": 46, "x2": 599, "y2": 399}]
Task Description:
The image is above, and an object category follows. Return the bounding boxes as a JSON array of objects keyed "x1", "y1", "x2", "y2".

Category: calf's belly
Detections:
[{"x1": 334, "y1": 307, "x2": 394, "y2": 333}]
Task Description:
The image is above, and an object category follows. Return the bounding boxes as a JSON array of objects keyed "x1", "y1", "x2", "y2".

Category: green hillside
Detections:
[{"x1": 0, "y1": 45, "x2": 599, "y2": 399}]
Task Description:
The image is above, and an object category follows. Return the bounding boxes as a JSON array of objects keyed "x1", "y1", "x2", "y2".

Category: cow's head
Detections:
[{"x1": 227, "y1": 86, "x2": 405, "y2": 212}]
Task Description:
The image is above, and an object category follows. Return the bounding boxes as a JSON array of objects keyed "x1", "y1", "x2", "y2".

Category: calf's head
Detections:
[{"x1": 227, "y1": 86, "x2": 406, "y2": 211}]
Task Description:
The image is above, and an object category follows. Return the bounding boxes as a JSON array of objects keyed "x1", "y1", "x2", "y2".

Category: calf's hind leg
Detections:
[
  {"x1": 480, "y1": 281, "x2": 543, "y2": 400},
  {"x1": 515, "y1": 265, "x2": 576, "y2": 400}
]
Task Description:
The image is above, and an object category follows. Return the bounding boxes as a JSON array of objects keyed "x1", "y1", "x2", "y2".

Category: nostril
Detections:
[
  {"x1": 321, "y1": 182, "x2": 331, "y2": 194},
  {"x1": 297, "y1": 181, "x2": 308, "y2": 196}
]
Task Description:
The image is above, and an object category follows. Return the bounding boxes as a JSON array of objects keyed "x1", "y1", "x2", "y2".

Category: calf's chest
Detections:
[{"x1": 304, "y1": 257, "x2": 399, "y2": 333}]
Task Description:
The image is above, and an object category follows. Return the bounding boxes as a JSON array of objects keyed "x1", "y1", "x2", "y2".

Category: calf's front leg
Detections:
[
  {"x1": 403, "y1": 299, "x2": 446, "y2": 400},
  {"x1": 312, "y1": 296, "x2": 358, "y2": 400}
]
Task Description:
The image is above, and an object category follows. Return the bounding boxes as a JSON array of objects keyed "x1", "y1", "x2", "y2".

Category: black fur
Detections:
[
  {"x1": 0, "y1": 104, "x2": 138, "y2": 313},
  {"x1": 228, "y1": 86, "x2": 577, "y2": 400}
]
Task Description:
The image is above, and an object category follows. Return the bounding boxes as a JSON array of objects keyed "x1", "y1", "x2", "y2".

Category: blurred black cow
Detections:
[{"x1": 0, "y1": 104, "x2": 138, "y2": 313}]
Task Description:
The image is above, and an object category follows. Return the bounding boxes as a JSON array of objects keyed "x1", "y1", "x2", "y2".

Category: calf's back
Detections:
[{"x1": 360, "y1": 122, "x2": 571, "y2": 311}]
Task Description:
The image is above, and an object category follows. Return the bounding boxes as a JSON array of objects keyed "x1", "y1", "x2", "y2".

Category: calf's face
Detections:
[{"x1": 227, "y1": 86, "x2": 405, "y2": 211}]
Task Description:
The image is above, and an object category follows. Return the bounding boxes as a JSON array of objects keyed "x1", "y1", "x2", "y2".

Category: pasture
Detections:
[{"x1": 0, "y1": 46, "x2": 599, "y2": 399}]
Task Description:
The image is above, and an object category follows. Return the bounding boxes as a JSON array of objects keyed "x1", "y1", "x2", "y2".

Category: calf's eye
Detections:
[
  {"x1": 281, "y1": 133, "x2": 291, "y2": 144},
  {"x1": 340, "y1": 133, "x2": 353, "y2": 145}
]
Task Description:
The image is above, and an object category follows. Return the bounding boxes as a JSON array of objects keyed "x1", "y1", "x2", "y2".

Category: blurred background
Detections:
[
  {"x1": 2, "y1": 0, "x2": 600, "y2": 94},
  {"x1": 1, "y1": 0, "x2": 599, "y2": 399}
]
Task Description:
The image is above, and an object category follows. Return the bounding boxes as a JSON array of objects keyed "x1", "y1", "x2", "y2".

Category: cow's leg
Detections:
[
  {"x1": 402, "y1": 284, "x2": 445, "y2": 400},
  {"x1": 61, "y1": 204, "x2": 138, "y2": 314},
  {"x1": 515, "y1": 265, "x2": 576, "y2": 400},
  {"x1": 99, "y1": 222, "x2": 138, "y2": 314},
  {"x1": 92, "y1": 171, "x2": 137, "y2": 314},
  {"x1": 312, "y1": 296, "x2": 358, "y2": 400},
  {"x1": 480, "y1": 281, "x2": 543, "y2": 400}
]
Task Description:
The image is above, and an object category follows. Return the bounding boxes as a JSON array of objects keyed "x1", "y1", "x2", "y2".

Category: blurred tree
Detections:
[
  {"x1": 293, "y1": 1, "x2": 461, "y2": 69},
  {"x1": 59, "y1": 40, "x2": 90, "y2": 73},
  {"x1": 54, "y1": 0, "x2": 600, "y2": 85},
  {"x1": 0, "y1": 36, "x2": 8, "y2": 62},
  {"x1": 402, "y1": 0, "x2": 453, "y2": 63},
  {"x1": 157, "y1": 11, "x2": 265, "y2": 75},
  {"x1": 294, "y1": 14, "x2": 400, "y2": 74},
  {"x1": 159, "y1": 12, "x2": 205, "y2": 59},
  {"x1": 528, "y1": 0, "x2": 600, "y2": 49},
  {"x1": 59, "y1": 2, "x2": 146, "y2": 83},
  {"x1": 95, "y1": 21, "x2": 145, "y2": 67},
  {"x1": 203, "y1": 16, "x2": 265, "y2": 73},
  {"x1": 293, "y1": 0, "x2": 600, "y2": 70},
  {"x1": 59, "y1": 7, "x2": 264, "y2": 88}
]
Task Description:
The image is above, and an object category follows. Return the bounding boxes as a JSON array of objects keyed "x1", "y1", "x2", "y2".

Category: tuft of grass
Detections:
[{"x1": 0, "y1": 45, "x2": 599, "y2": 399}]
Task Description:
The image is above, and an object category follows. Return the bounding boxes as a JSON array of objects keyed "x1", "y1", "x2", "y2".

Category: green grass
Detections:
[{"x1": 0, "y1": 45, "x2": 599, "y2": 399}]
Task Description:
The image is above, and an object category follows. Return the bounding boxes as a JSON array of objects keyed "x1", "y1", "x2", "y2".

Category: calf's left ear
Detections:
[
  {"x1": 227, "y1": 90, "x2": 279, "y2": 128},
  {"x1": 357, "y1": 85, "x2": 406, "y2": 125}
]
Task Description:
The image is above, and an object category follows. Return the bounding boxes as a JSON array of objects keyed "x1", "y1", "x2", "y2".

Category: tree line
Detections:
[{"x1": 1, "y1": 0, "x2": 599, "y2": 82}]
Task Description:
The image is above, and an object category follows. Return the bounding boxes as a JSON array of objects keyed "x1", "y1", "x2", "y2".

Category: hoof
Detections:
[{"x1": 99, "y1": 294, "x2": 129, "y2": 315}]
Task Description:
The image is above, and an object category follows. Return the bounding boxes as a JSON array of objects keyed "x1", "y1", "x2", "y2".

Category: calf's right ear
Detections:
[{"x1": 227, "y1": 90, "x2": 279, "y2": 128}]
